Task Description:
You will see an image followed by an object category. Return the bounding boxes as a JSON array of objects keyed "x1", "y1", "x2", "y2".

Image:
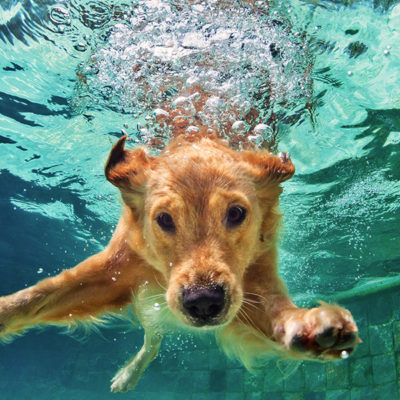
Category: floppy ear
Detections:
[
  {"x1": 241, "y1": 150, "x2": 295, "y2": 243},
  {"x1": 105, "y1": 136, "x2": 153, "y2": 210},
  {"x1": 241, "y1": 150, "x2": 295, "y2": 185}
]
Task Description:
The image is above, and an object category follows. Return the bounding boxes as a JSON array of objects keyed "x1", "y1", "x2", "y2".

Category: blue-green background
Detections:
[{"x1": 0, "y1": 0, "x2": 399, "y2": 398}]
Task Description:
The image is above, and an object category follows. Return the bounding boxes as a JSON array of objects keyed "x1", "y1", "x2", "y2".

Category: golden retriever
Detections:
[{"x1": 0, "y1": 132, "x2": 358, "y2": 392}]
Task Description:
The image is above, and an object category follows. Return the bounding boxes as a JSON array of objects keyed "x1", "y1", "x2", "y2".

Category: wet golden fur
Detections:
[{"x1": 0, "y1": 133, "x2": 359, "y2": 392}]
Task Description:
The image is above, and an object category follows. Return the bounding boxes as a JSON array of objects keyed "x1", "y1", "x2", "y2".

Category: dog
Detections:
[
  {"x1": 0, "y1": 133, "x2": 359, "y2": 392},
  {"x1": 0, "y1": 0, "x2": 359, "y2": 394}
]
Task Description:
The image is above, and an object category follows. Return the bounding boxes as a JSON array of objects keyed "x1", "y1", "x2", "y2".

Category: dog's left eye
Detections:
[
  {"x1": 226, "y1": 206, "x2": 247, "y2": 228},
  {"x1": 156, "y1": 212, "x2": 176, "y2": 233}
]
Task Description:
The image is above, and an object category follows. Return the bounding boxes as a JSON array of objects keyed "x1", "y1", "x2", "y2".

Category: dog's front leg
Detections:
[
  {"x1": 0, "y1": 244, "x2": 144, "y2": 340},
  {"x1": 111, "y1": 330, "x2": 162, "y2": 393},
  {"x1": 243, "y1": 264, "x2": 359, "y2": 360}
]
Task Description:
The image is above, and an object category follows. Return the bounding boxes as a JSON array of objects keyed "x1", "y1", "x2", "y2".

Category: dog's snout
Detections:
[{"x1": 182, "y1": 285, "x2": 225, "y2": 324}]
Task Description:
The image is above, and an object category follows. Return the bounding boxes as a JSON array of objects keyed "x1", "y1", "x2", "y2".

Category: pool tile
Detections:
[
  {"x1": 264, "y1": 370, "x2": 284, "y2": 392},
  {"x1": 244, "y1": 391, "x2": 264, "y2": 400},
  {"x1": 367, "y1": 291, "x2": 393, "y2": 325},
  {"x1": 369, "y1": 323, "x2": 393, "y2": 355},
  {"x1": 304, "y1": 361, "x2": 326, "y2": 391},
  {"x1": 372, "y1": 353, "x2": 396, "y2": 385},
  {"x1": 225, "y1": 392, "x2": 243, "y2": 400},
  {"x1": 209, "y1": 369, "x2": 226, "y2": 392},
  {"x1": 392, "y1": 290, "x2": 400, "y2": 320},
  {"x1": 263, "y1": 393, "x2": 284, "y2": 400},
  {"x1": 350, "y1": 386, "x2": 375, "y2": 400},
  {"x1": 192, "y1": 370, "x2": 210, "y2": 393},
  {"x1": 226, "y1": 368, "x2": 243, "y2": 392},
  {"x1": 304, "y1": 392, "x2": 326, "y2": 400},
  {"x1": 184, "y1": 349, "x2": 209, "y2": 370},
  {"x1": 283, "y1": 366, "x2": 305, "y2": 392},
  {"x1": 283, "y1": 393, "x2": 304, "y2": 400},
  {"x1": 243, "y1": 371, "x2": 264, "y2": 392},
  {"x1": 373, "y1": 381, "x2": 399, "y2": 400},
  {"x1": 350, "y1": 356, "x2": 372, "y2": 386},
  {"x1": 326, "y1": 362, "x2": 350, "y2": 390},
  {"x1": 393, "y1": 321, "x2": 400, "y2": 351},
  {"x1": 325, "y1": 390, "x2": 350, "y2": 400},
  {"x1": 208, "y1": 348, "x2": 226, "y2": 370}
]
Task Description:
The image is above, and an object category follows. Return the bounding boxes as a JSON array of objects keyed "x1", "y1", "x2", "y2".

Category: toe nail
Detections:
[{"x1": 336, "y1": 331, "x2": 358, "y2": 350}]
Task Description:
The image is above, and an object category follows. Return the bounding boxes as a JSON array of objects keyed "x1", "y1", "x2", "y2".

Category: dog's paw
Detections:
[
  {"x1": 280, "y1": 303, "x2": 359, "y2": 360},
  {"x1": 110, "y1": 365, "x2": 142, "y2": 393}
]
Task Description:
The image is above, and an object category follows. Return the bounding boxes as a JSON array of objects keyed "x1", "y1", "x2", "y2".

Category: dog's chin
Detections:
[
  {"x1": 185, "y1": 317, "x2": 228, "y2": 330},
  {"x1": 178, "y1": 308, "x2": 238, "y2": 331}
]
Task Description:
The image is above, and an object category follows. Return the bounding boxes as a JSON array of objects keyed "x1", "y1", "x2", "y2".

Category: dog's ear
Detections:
[
  {"x1": 241, "y1": 150, "x2": 294, "y2": 242},
  {"x1": 105, "y1": 136, "x2": 153, "y2": 209},
  {"x1": 241, "y1": 150, "x2": 295, "y2": 186}
]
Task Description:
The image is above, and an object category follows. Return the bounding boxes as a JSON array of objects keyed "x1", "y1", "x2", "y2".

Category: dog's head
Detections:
[{"x1": 105, "y1": 135, "x2": 294, "y2": 329}]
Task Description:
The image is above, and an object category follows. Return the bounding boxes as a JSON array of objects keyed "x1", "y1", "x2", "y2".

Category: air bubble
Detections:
[
  {"x1": 74, "y1": 42, "x2": 87, "y2": 52},
  {"x1": 49, "y1": 6, "x2": 70, "y2": 25},
  {"x1": 77, "y1": 0, "x2": 310, "y2": 148},
  {"x1": 253, "y1": 124, "x2": 271, "y2": 135},
  {"x1": 154, "y1": 108, "x2": 170, "y2": 119},
  {"x1": 232, "y1": 120, "x2": 246, "y2": 134},
  {"x1": 187, "y1": 126, "x2": 200, "y2": 133},
  {"x1": 341, "y1": 350, "x2": 349, "y2": 359}
]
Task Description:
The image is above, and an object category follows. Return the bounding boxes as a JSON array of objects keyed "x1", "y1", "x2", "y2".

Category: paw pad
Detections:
[
  {"x1": 285, "y1": 306, "x2": 359, "y2": 360},
  {"x1": 289, "y1": 326, "x2": 358, "y2": 358}
]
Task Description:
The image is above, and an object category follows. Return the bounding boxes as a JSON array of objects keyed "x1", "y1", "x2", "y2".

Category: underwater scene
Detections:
[{"x1": 0, "y1": 0, "x2": 400, "y2": 398}]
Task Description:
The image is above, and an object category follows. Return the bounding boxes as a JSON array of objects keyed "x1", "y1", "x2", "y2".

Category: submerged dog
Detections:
[
  {"x1": 0, "y1": 0, "x2": 359, "y2": 394},
  {"x1": 0, "y1": 133, "x2": 358, "y2": 392}
]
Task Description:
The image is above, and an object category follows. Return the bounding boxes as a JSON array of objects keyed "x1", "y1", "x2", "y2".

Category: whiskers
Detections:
[
  {"x1": 154, "y1": 273, "x2": 168, "y2": 292},
  {"x1": 242, "y1": 291, "x2": 265, "y2": 312},
  {"x1": 236, "y1": 290, "x2": 267, "y2": 338},
  {"x1": 243, "y1": 291, "x2": 267, "y2": 303},
  {"x1": 144, "y1": 292, "x2": 167, "y2": 302}
]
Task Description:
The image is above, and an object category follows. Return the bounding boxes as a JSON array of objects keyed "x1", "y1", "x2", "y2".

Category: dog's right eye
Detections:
[
  {"x1": 156, "y1": 212, "x2": 176, "y2": 233},
  {"x1": 226, "y1": 206, "x2": 247, "y2": 228}
]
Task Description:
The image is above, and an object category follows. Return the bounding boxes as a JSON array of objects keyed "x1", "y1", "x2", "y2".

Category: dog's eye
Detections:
[
  {"x1": 156, "y1": 212, "x2": 176, "y2": 233},
  {"x1": 226, "y1": 206, "x2": 247, "y2": 228}
]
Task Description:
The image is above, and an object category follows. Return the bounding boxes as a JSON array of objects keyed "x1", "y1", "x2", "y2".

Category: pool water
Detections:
[{"x1": 0, "y1": 0, "x2": 399, "y2": 399}]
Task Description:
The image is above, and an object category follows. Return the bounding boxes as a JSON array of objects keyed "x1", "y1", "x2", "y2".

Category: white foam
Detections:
[{"x1": 83, "y1": 0, "x2": 309, "y2": 147}]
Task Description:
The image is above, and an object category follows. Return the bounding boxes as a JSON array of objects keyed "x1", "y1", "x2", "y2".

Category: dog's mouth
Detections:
[{"x1": 179, "y1": 284, "x2": 230, "y2": 328}]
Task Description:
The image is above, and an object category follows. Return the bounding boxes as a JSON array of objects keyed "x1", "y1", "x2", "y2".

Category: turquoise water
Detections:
[{"x1": 0, "y1": 0, "x2": 399, "y2": 399}]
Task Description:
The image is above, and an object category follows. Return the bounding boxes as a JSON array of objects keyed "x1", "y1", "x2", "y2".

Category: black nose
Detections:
[{"x1": 182, "y1": 285, "x2": 225, "y2": 324}]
